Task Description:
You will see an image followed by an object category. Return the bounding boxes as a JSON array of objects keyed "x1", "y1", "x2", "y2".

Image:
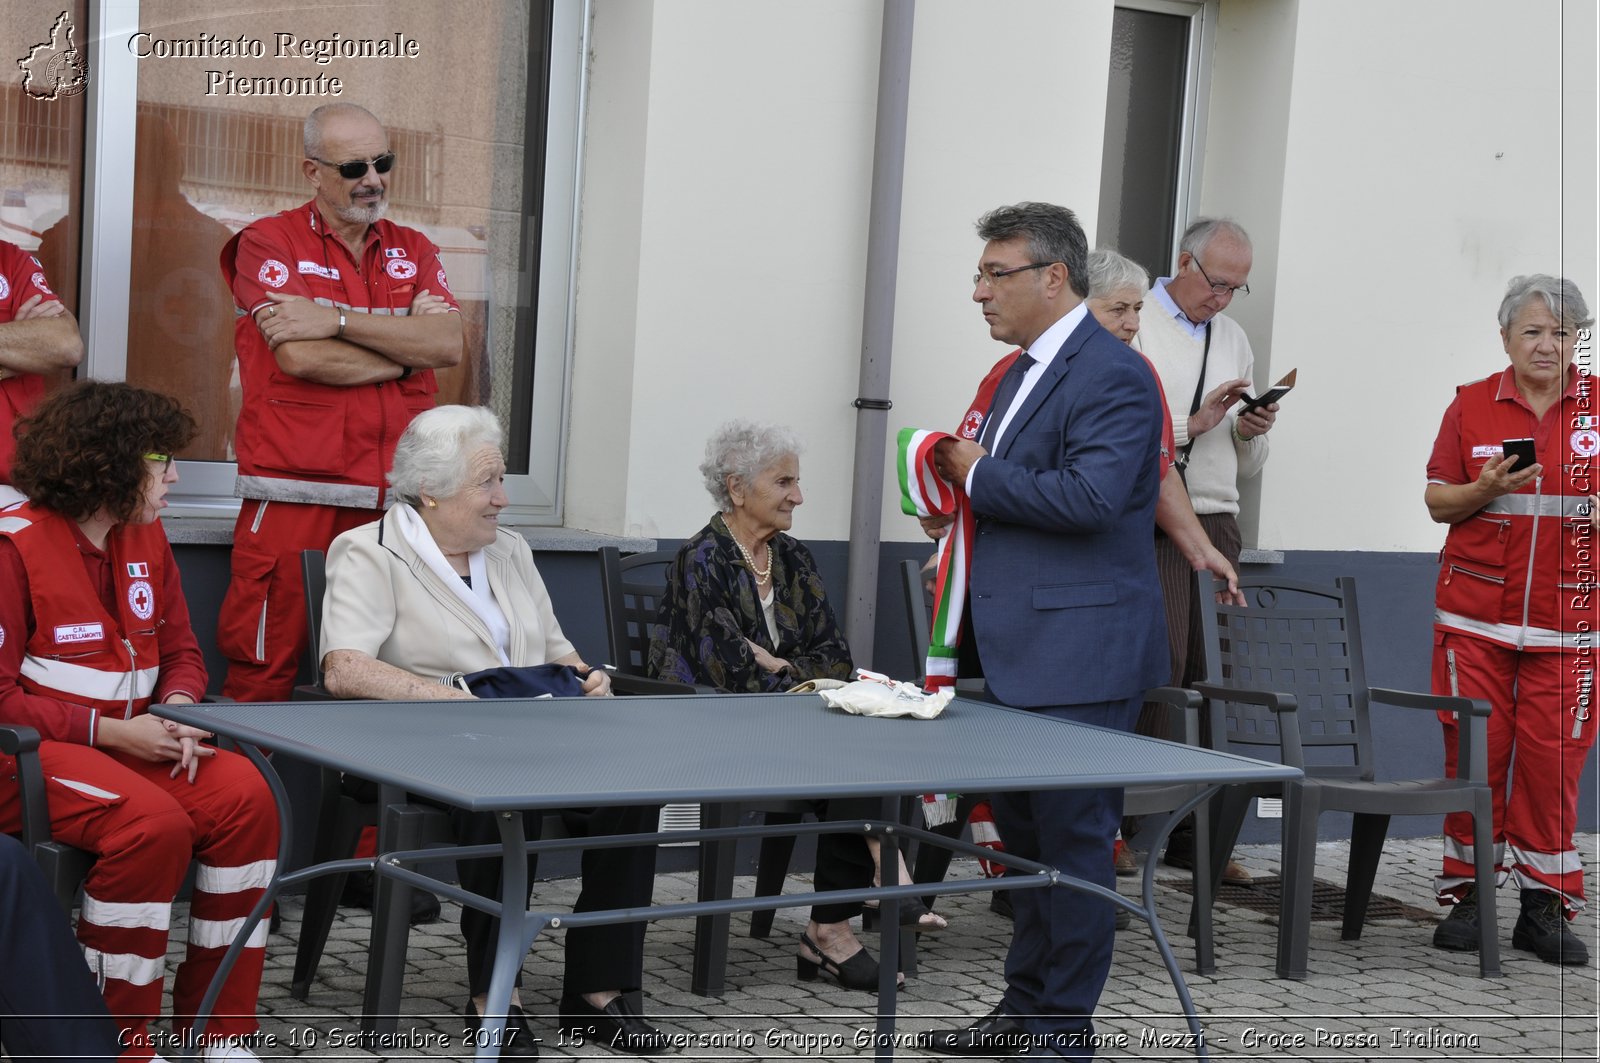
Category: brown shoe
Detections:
[
  {"x1": 1113, "y1": 845, "x2": 1138, "y2": 877},
  {"x1": 1221, "y1": 859, "x2": 1253, "y2": 886}
]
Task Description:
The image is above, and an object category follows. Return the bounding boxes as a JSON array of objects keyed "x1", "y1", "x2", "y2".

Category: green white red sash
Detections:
[{"x1": 896, "y1": 427, "x2": 973, "y2": 692}]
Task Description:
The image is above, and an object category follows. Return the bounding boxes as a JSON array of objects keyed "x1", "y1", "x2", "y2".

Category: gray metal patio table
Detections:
[{"x1": 157, "y1": 692, "x2": 1298, "y2": 1061}]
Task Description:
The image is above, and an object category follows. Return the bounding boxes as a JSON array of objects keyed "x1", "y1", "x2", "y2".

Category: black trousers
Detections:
[
  {"x1": 451, "y1": 804, "x2": 659, "y2": 998},
  {"x1": 0, "y1": 835, "x2": 120, "y2": 1062},
  {"x1": 809, "y1": 797, "x2": 883, "y2": 924}
]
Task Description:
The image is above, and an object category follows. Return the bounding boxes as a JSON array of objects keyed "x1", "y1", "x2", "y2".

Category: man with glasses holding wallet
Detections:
[
  {"x1": 217, "y1": 102, "x2": 462, "y2": 707},
  {"x1": 1132, "y1": 218, "x2": 1279, "y2": 884}
]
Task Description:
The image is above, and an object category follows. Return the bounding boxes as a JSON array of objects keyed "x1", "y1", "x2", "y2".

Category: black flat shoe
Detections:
[
  {"x1": 916, "y1": 1005, "x2": 1030, "y2": 1055},
  {"x1": 558, "y1": 993, "x2": 677, "y2": 1055},
  {"x1": 463, "y1": 998, "x2": 539, "y2": 1057}
]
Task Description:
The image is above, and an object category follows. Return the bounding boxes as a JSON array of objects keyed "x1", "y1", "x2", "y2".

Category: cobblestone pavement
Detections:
[{"x1": 155, "y1": 834, "x2": 1596, "y2": 1060}]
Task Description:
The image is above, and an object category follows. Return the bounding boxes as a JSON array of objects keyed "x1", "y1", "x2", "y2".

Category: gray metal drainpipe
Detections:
[{"x1": 842, "y1": 0, "x2": 915, "y2": 667}]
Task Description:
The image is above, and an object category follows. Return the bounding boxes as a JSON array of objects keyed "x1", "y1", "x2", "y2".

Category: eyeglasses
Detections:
[
  {"x1": 310, "y1": 152, "x2": 396, "y2": 180},
  {"x1": 143, "y1": 452, "x2": 172, "y2": 471},
  {"x1": 1191, "y1": 256, "x2": 1249, "y2": 297},
  {"x1": 973, "y1": 262, "x2": 1055, "y2": 288}
]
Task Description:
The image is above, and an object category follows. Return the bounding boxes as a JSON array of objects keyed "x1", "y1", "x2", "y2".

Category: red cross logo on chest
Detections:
[{"x1": 127, "y1": 579, "x2": 155, "y2": 621}]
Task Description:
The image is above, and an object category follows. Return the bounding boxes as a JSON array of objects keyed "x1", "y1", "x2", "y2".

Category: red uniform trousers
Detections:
[
  {"x1": 218, "y1": 499, "x2": 376, "y2": 703},
  {"x1": 0, "y1": 742, "x2": 277, "y2": 1057},
  {"x1": 1433, "y1": 629, "x2": 1595, "y2": 915}
]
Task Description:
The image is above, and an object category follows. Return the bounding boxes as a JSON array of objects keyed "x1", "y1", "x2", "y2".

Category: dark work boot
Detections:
[
  {"x1": 1431, "y1": 886, "x2": 1480, "y2": 952},
  {"x1": 1513, "y1": 889, "x2": 1588, "y2": 965}
]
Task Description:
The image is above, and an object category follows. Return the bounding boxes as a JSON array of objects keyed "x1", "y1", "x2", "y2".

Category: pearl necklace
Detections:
[{"x1": 733, "y1": 534, "x2": 772, "y2": 582}]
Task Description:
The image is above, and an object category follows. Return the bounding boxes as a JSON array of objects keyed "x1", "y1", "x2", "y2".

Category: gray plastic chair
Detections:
[{"x1": 1195, "y1": 574, "x2": 1499, "y2": 980}]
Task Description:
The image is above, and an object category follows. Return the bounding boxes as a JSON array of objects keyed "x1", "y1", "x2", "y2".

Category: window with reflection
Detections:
[
  {"x1": 1, "y1": 0, "x2": 88, "y2": 370},
  {"x1": 127, "y1": 0, "x2": 551, "y2": 466}
]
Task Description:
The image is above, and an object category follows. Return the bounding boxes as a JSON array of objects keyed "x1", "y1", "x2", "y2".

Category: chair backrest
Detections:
[
  {"x1": 301, "y1": 549, "x2": 327, "y2": 686},
  {"x1": 901, "y1": 558, "x2": 930, "y2": 678},
  {"x1": 598, "y1": 546, "x2": 681, "y2": 674},
  {"x1": 1197, "y1": 573, "x2": 1374, "y2": 773}
]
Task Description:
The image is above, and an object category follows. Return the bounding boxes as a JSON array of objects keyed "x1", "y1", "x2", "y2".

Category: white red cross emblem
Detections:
[
  {"x1": 127, "y1": 579, "x2": 155, "y2": 621},
  {"x1": 258, "y1": 259, "x2": 290, "y2": 288}
]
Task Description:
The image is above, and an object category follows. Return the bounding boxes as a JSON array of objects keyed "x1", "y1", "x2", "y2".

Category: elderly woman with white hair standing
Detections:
[
  {"x1": 649, "y1": 420, "x2": 947, "y2": 993},
  {"x1": 320, "y1": 405, "x2": 675, "y2": 1056}
]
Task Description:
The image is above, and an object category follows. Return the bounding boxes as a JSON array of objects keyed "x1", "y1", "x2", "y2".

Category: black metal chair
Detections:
[
  {"x1": 1195, "y1": 574, "x2": 1499, "y2": 980},
  {"x1": 898, "y1": 558, "x2": 1216, "y2": 971},
  {"x1": 598, "y1": 545, "x2": 862, "y2": 995}
]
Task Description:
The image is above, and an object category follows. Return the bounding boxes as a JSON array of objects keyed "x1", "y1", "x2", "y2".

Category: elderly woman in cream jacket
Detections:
[{"x1": 320, "y1": 405, "x2": 673, "y2": 1057}]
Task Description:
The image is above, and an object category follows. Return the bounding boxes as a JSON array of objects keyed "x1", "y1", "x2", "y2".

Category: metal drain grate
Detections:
[{"x1": 1166, "y1": 876, "x2": 1439, "y2": 922}]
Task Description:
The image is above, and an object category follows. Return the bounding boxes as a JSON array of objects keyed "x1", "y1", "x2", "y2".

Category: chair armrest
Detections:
[
  {"x1": 0, "y1": 723, "x2": 41, "y2": 757},
  {"x1": 1369, "y1": 686, "x2": 1491, "y2": 718},
  {"x1": 1143, "y1": 686, "x2": 1202, "y2": 746},
  {"x1": 1192, "y1": 681, "x2": 1298, "y2": 714},
  {"x1": 202, "y1": 693, "x2": 235, "y2": 704},
  {"x1": 1192, "y1": 681, "x2": 1305, "y2": 769},
  {"x1": 608, "y1": 670, "x2": 717, "y2": 697},
  {"x1": 1369, "y1": 687, "x2": 1493, "y2": 785},
  {"x1": 0, "y1": 724, "x2": 53, "y2": 851}
]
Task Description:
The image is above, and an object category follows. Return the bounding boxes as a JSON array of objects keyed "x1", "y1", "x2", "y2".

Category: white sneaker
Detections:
[{"x1": 202, "y1": 1040, "x2": 262, "y2": 1062}]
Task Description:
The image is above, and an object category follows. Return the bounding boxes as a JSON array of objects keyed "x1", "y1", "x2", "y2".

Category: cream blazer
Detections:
[{"x1": 320, "y1": 505, "x2": 576, "y2": 679}]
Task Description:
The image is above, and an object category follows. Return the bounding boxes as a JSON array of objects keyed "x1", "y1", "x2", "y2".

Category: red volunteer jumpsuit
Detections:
[
  {"x1": 1429, "y1": 366, "x2": 1598, "y2": 914},
  {"x1": 0, "y1": 240, "x2": 64, "y2": 485},
  {"x1": 0, "y1": 506, "x2": 278, "y2": 1056},
  {"x1": 217, "y1": 201, "x2": 457, "y2": 702}
]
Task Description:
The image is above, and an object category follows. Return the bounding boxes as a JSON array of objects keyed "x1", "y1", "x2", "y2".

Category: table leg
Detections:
[
  {"x1": 184, "y1": 742, "x2": 292, "y2": 1060},
  {"x1": 362, "y1": 794, "x2": 426, "y2": 1036},
  {"x1": 476, "y1": 811, "x2": 530, "y2": 1062},
  {"x1": 1140, "y1": 786, "x2": 1219, "y2": 1062},
  {"x1": 875, "y1": 798, "x2": 900, "y2": 1062},
  {"x1": 691, "y1": 802, "x2": 736, "y2": 996}
]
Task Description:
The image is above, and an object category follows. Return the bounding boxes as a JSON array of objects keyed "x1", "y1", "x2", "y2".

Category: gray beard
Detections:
[{"x1": 335, "y1": 198, "x2": 389, "y2": 226}]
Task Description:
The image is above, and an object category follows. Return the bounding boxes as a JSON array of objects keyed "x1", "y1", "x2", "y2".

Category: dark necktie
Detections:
[{"x1": 977, "y1": 351, "x2": 1036, "y2": 451}]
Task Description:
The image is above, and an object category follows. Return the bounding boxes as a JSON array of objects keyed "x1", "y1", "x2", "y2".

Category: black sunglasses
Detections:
[{"x1": 311, "y1": 152, "x2": 396, "y2": 180}]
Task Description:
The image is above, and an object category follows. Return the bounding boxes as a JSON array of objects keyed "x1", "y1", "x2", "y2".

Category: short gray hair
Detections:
[
  {"x1": 1086, "y1": 248, "x2": 1150, "y2": 299},
  {"x1": 1178, "y1": 217, "x2": 1252, "y2": 262},
  {"x1": 304, "y1": 102, "x2": 381, "y2": 159},
  {"x1": 700, "y1": 420, "x2": 804, "y2": 512},
  {"x1": 1497, "y1": 274, "x2": 1594, "y2": 331},
  {"x1": 388, "y1": 405, "x2": 503, "y2": 506},
  {"x1": 976, "y1": 202, "x2": 1091, "y2": 298}
]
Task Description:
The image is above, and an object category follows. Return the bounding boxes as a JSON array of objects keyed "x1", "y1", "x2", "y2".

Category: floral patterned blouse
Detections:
[{"x1": 647, "y1": 514, "x2": 853, "y2": 693}]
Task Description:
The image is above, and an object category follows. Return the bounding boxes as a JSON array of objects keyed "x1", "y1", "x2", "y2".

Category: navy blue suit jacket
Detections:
[{"x1": 966, "y1": 311, "x2": 1168, "y2": 708}]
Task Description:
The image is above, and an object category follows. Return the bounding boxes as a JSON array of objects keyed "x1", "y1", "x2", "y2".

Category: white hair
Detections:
[
  {"x1": 388, "y1": 406, "x2": 503, "y2": 506},
  {"x1": 699, "y1": 420, "x2": 804, "y2": 512}
]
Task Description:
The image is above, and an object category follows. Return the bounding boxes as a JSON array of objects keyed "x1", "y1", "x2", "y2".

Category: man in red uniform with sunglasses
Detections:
[{"x1": 218, "y1": 103, "x2": 463, "y2": 703}]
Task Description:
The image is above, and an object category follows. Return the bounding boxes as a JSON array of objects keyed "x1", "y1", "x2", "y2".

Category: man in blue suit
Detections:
[{"x1": 923, "y1": 203, "x2": 1167, "y2": 1059}]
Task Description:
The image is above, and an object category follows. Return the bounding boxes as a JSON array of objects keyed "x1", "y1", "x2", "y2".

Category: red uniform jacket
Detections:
[
  {"x1": 222, "y1": 200, "x2": 458, "y2": 509},
  {"x1": 1429, "y1": 367, "x2": 1596, "y2": 649}
]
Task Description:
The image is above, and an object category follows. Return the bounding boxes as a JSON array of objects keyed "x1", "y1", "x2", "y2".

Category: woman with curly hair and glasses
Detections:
[{"x1": 0, "y1": 382, "x2": 278, "y2": 1062}]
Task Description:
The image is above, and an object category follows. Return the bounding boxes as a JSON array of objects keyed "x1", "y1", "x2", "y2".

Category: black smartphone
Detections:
[
  {"x1": 1237, "y1": 368, "x2": 1297, "y2": 415},
  {"x1": 1502, "y1": 438, "x2": 1537, "y2": 471}
]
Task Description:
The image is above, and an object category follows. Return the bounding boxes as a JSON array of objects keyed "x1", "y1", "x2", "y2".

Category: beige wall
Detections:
[
  {"x1": 567, "y1": 0, "x2": 1596, "y2": 552},
  {"x1": 1208, "y1": 0, "x2": 1596, "y2": 553},
  {"x1": 566, "y1": 0, "x2": 1116, "y2": 542}
]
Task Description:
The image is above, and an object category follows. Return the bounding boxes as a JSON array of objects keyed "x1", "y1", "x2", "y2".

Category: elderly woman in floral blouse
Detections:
[{"x1": 649, "y1": 420, "x2": 946, "y2": 994}]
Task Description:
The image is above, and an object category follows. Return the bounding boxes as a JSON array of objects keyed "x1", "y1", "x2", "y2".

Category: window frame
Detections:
[
  {"x1": 1108, "y1": 0, "x2": 1218, "y2": 268},
  {"x1": 76, "y1": 0, "x2": 589, "y2": 524}
]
